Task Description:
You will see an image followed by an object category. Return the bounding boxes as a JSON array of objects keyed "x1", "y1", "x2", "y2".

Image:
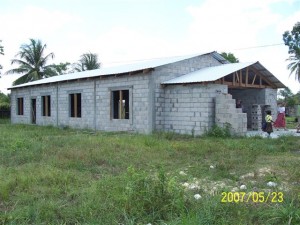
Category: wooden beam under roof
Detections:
[
  {"x1": 252, "y1": 74, "x2": 257, "y2": 85},
  {"x1": 236, "y1": 72, "x2": 239, "y2": 83},
  {"x1": 239, "y1": 70, "x2": 242, "y2": 86},
  {"x1": 233, "y1": 73, "x2": 235, "y2": 86},
  {"x1": 226, "y1": 82, "x2": 271, "y2": 89},
  {"x1": 251, "y1": 66, "x2": 276, "y2": 88}
]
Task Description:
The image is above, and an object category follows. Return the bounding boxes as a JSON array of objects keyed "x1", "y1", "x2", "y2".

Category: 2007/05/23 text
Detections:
[{"x1": 221, "y1": 192, "x2": 283, "y2": 203}]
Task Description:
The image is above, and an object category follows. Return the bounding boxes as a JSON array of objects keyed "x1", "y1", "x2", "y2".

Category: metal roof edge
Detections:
[{"x1": 8, "y1": 52, "x2": 215, "y2": 90}]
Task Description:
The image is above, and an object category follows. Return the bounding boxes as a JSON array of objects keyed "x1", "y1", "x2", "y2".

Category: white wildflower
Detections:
[
  {"x1": 210, "y1": 165, "x2": 215, "y2": 169},
  {"x1": 183, "y1": 182, "x2": 189, "y2": 187},
  {"x1": 194, "y1": 194, "x2": 202, "y2": 200},
  {"x1": 240, "y1": 184, "x2": 247, "y2": 190},
  {"x1": 267, "y1": 181, "x2": 277, "y2": 187},
  {"x1": 188, "y1": 184, "x2": 199, "y2": 190},
  {"x1": 179, "y1": 171, "x2": 187, "y2": 176}
]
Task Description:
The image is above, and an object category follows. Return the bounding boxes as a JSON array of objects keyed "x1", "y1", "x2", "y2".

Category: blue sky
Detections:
[{"x1": 0, "y1": 0, "x2": 300, "y2": 93}]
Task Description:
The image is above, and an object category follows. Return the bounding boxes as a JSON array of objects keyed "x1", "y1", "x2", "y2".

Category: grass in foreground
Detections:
[{"x1": 0, "y1": 121, "x2": 300, "y2": 224}]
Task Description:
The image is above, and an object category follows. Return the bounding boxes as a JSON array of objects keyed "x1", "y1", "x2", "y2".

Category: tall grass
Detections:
[{"x1": 0, "y1": 120, "x2": 299, "y2": 224}]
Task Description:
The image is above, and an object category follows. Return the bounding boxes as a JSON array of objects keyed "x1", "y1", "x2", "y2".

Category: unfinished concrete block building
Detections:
[{"x1": 9, "y1": 52, "x2": 285, "y2": 136}]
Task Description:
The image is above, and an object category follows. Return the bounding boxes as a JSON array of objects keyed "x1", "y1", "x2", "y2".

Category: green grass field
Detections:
[
  {"x1": 0, "y1": 119, "x2": 300, "y2": 224},
  {"x1": 286, "y1": 116, "x2": 298, "y2": 129}
]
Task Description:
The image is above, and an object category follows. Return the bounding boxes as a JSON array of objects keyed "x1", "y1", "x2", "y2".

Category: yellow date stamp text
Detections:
[{"x1": 221, "y1": 191, "x2": 284, "y2": 203}]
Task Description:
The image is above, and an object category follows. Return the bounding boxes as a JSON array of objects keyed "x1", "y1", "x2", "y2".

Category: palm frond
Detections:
[
  {"x1": 7, "y1": 39, "x2": 56, "y2": 85},
  {"x1": 75, "y1": 52, "x2": 101, "y2": 71},
  {"x1": 72, "y1": 62, "x2": 85, "y2": 72},
  {"x1": 10, "y1": 59, "x2": 34, "y2": 69},
  {"x1": 43, "y1": 65, "x2": 59, "y2": 77},
  {"x1": 12, "y1": 73, "x2": 32, "y2": 85},
  {"x1": 5, "y1": 68, "x2": 28, "y2": 75},
  {"x1": 286, "y1": 43, "x2": 300, "y2": 82}
]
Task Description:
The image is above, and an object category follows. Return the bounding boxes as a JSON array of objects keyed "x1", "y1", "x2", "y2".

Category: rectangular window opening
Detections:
[
  {"x1": 17, "y1": 97, "x2": 24, "y2": 115},
  {"x1": 70, "y1": 93, "x2": 81, "y2": 118},
  {"x1": 42, "y1": 95, "x2": 51, "y2": 117},
  {"x1": 112, "y1": 90, "x2": 129, "y2": 119}
]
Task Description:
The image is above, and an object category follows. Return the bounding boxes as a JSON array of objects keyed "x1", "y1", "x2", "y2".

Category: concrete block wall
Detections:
[
  {"x1": 57, "y1": 80, "x2": 95, "y2": 129},
  {"x1": 95, "y1": 74, "x2": 152, "y2": 133},
  {"x1": 10, "y1": 89, "x2": 31, "y2": 124},
  {"x1": 215, "y1": 94, "x2": 247, "y2": 135},
  {"x1": 228, "y1": 88, "x2": 278, "y2": 128},
  {"x1": 153, "y1": 53, "x2": 223, "y2": 131},
  {"x1": 160, "y1": 84, "x2": 228, "y2": 136},
  {"x1": 10, "y1": 73, "x2": 153, "y2": 133}
]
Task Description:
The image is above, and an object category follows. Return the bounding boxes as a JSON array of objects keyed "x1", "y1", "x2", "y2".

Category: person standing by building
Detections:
[
  {"x1": 274, "y1": 102, "x2": 287, "y2": 130},
  {"x1": 265, "y1": 110, "x2": 274, "y2": 137}
]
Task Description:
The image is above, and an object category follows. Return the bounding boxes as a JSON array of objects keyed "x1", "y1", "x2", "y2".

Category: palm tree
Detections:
[
  {"x1": 73, "y1": 52, "x2": 101, "y2": 72},
  {"x1": 287, "y1": 48, "x2": 300, "y2": 82},
  {"x1": 283, "y1": 22, "x2": 300, "y2": 82},
  {"x1": 6, "y1": 39, "x2": 56, "y2": 85}
]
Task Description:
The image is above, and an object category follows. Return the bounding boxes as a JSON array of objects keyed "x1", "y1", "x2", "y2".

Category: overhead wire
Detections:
[{"x1": 233, "y1": 43, "x2": 285, "y2": 50}]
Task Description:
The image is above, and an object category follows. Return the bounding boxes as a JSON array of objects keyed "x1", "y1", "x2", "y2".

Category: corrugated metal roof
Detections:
[
  {"x1": 8, "y1": 52, "x2": 285, "y2": 89},
  {"x1": 162, "y1": 62, "x2": 254, "y2": 84},
  {"x1": 162, "y1": 61, "x2": 286, "y2": 88},
  {"x1": 8, "y1": 52, "x2": 211, "y2": 89}
]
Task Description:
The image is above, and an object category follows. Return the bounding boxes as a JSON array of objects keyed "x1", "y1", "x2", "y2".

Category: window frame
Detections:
[
  {"x1": 17, "y1": 97, "x2": 24, "y2": 115},
  {"x1": 69, "y1": 93, "x2": 82, "y2": 118},
  {"x1": 41, "y1": 95, "x2": 51, "y2": 117},
  {"x1": 110, "y1": 87, "x2": 132, "y2": 121}
]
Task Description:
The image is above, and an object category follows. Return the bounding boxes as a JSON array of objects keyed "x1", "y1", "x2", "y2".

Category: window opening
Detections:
[{"x1": 112, "y1": 90, "x2": 129, "y2": 119}]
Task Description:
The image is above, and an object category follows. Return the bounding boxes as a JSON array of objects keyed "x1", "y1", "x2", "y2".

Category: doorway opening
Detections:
[{"x1": 31, "y1": 98, "x2": 36, "y2": 124}]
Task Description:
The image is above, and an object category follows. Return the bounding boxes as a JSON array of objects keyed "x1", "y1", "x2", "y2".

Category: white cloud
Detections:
[
  {"x1": 0, "y1": 5, "x2": 81, "y2": 66},
  {"x1": 0, "y1": 6, "x2": 81, "y2": 91},
  {"x1": 185, "y1": 0, "x2": 283, "y2": 52},
  {"x1": 276, "y1": 11, "x2": 300, "y2": 34},
  {"x1": 88, "y1": 26, "x2": 179, "y2": 64}
]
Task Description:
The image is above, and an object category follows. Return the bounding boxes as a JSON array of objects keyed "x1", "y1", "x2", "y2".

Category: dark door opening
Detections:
[{"x1": 31, "y1": 98, "x2": 36, "y2": 124}]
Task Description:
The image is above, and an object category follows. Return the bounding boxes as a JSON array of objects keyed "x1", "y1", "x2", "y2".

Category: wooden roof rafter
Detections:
[
  {"x1": 250, "y1": 66, "x2": 276, "y2": 89},
  {"x1": 214, "y1": 65, "x2": 275, "y2": 89}
]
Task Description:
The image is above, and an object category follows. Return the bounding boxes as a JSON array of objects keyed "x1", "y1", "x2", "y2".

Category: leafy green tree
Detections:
[
  {"x1": 278, "y1": 87, "x2": 299, "y2": 107},
  {"x1": 283, "y1": 22, "x2": 300, "y2": 82},
  {"x1": 0, "y1": 91, "x2": 10, "y2": 111},
  {"x1": 0, "y1": 91, "x2": 9, "y2": 104},
  {"x1": 278, "y1": 87, "x2": 293, "y2": 100},
  {"x1": 73, "y1": 52, "x2": 101, "y2": 72},
  {"x1": 220, "y1": 52, "x2": 239, "y2": 63},
  {"x1": 49, "y1": 62, "x2": 72, "y2": 75},
  {"x1": 5, "y1": 39, "x2": 56, "y2": 85}
]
